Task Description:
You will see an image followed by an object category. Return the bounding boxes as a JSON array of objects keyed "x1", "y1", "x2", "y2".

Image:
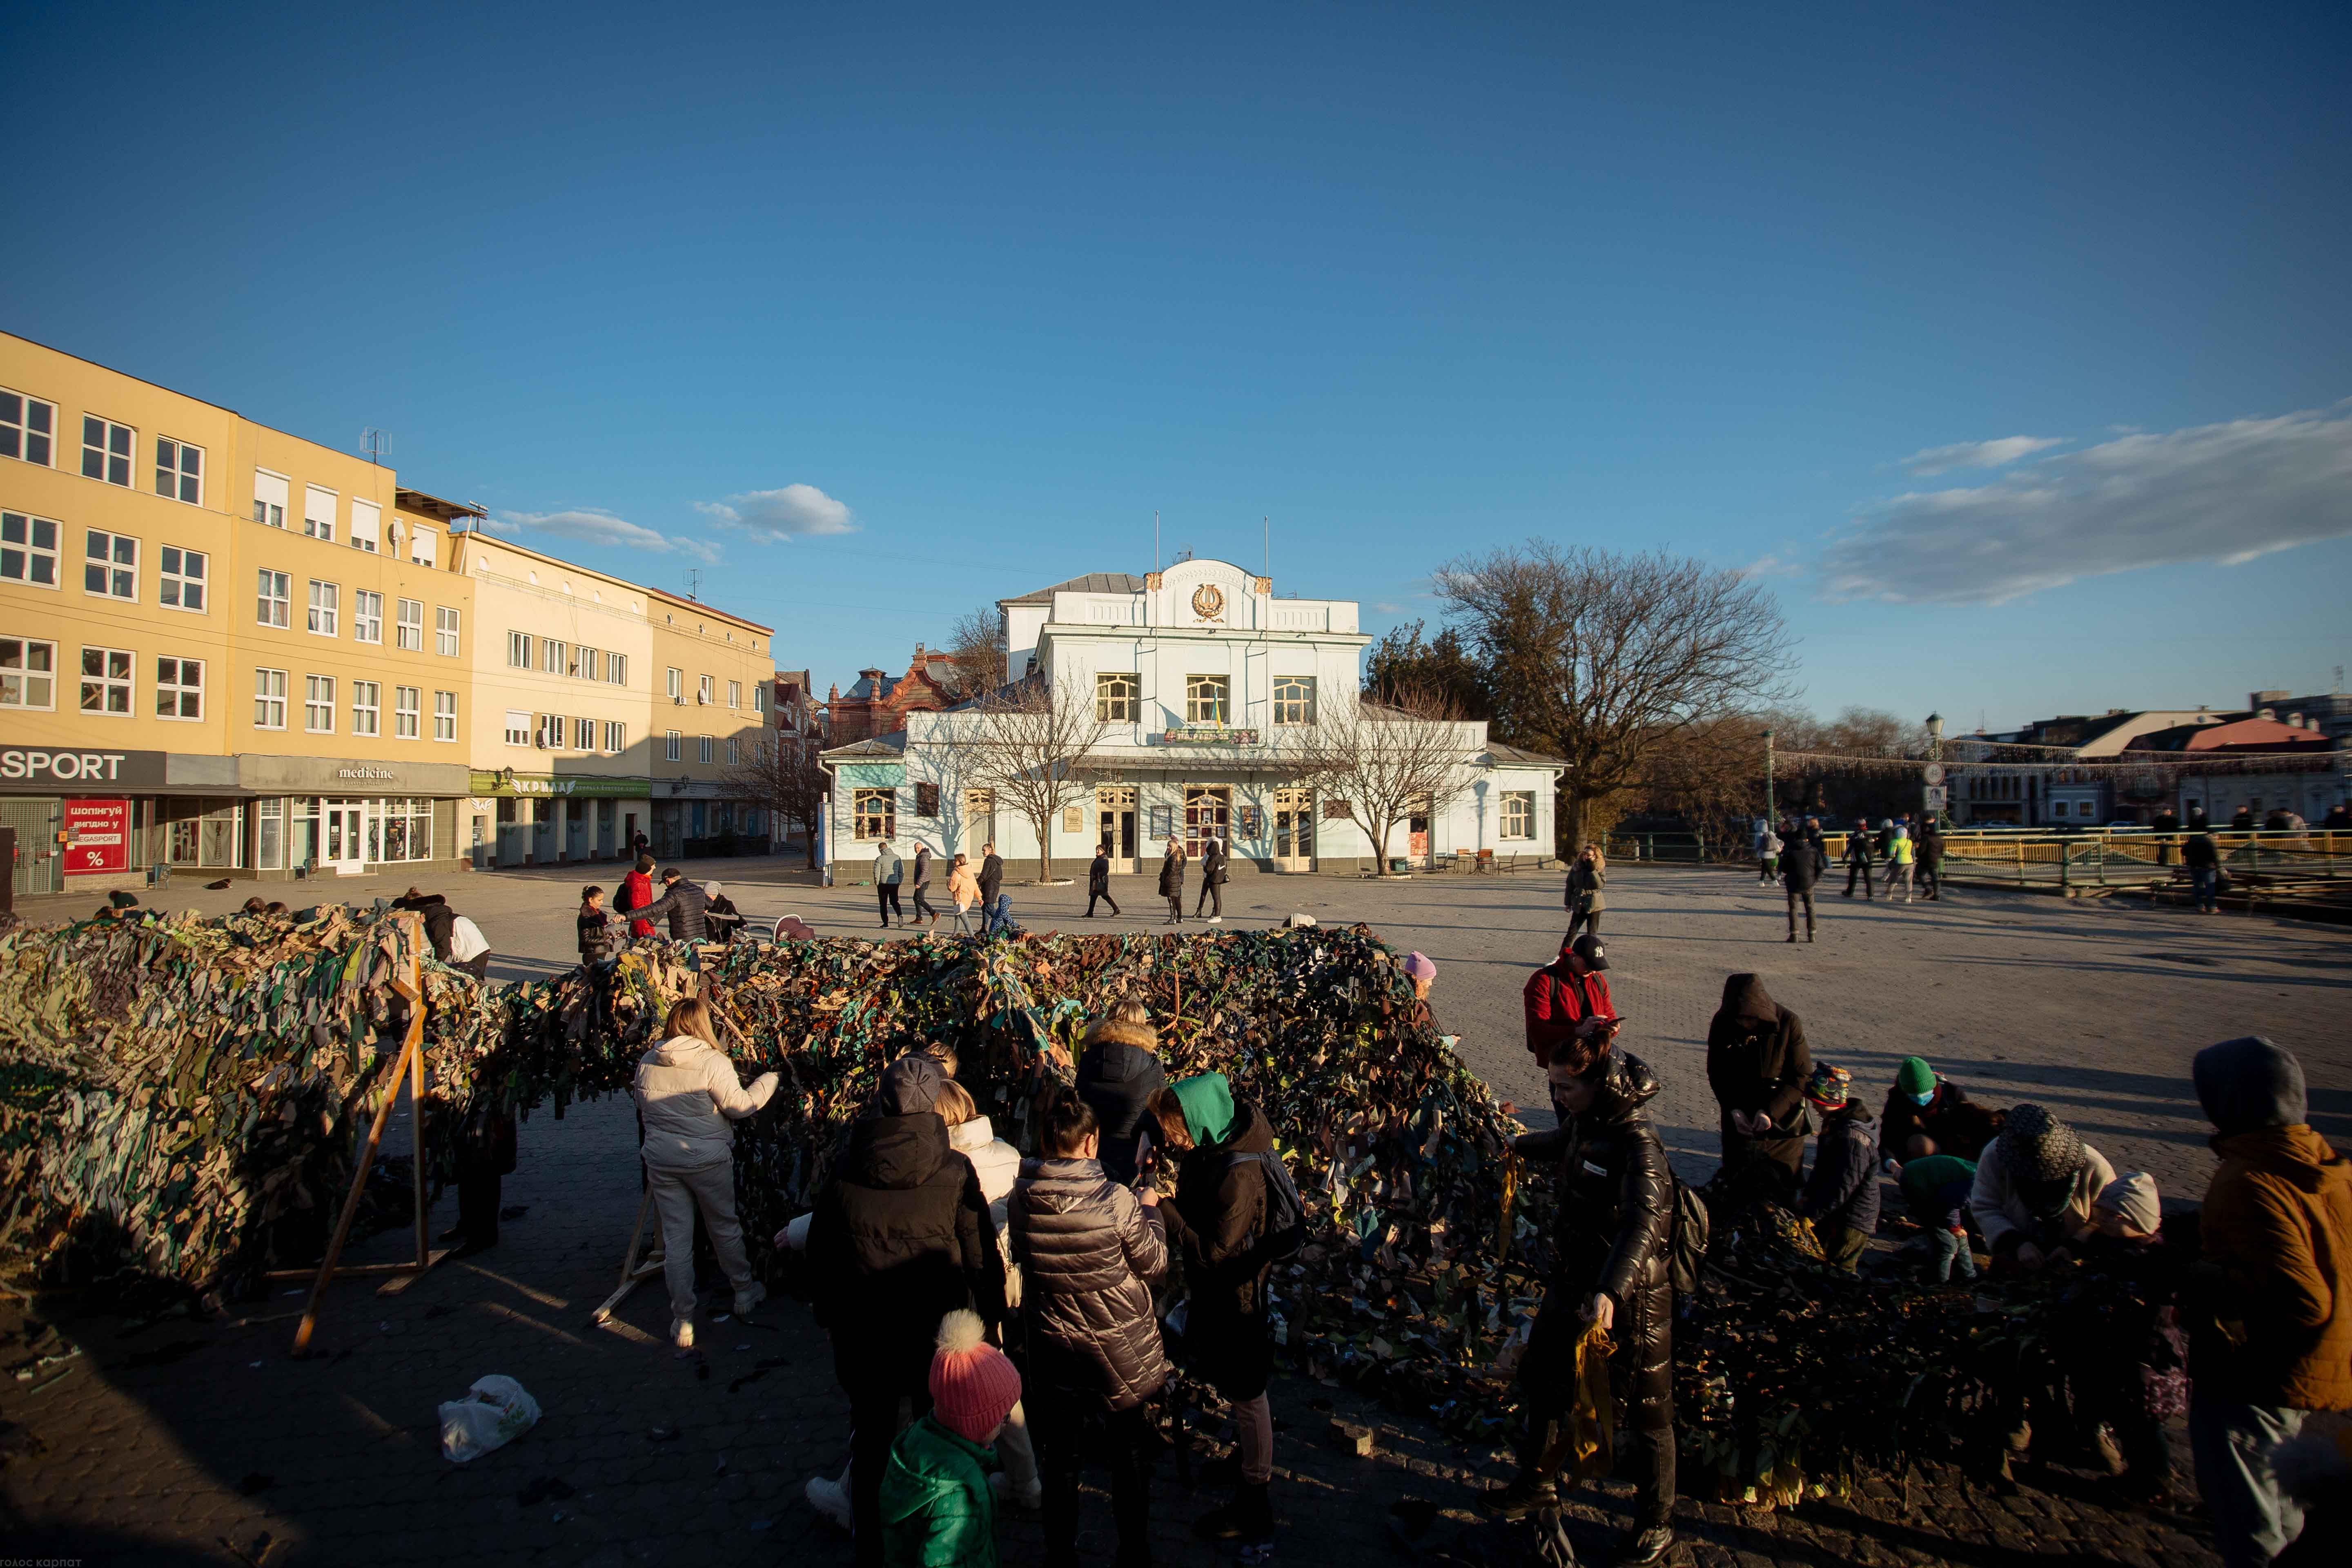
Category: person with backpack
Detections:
[
  {"x1": 1756, "y1": 824, "x2": 1782, "y2": 884},
  {"x1": 1484, "y1": 1030, "x2": 1678, "y2": 1567},
  {"x1": 1147, "y1": 1072, "x2": 1295, "y2": 1553},
  {"x1": 1841, "y1": 820, "x2": 1876, "y2": 899}
]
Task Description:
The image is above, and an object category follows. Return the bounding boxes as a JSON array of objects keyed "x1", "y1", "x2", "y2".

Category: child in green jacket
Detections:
[{"x1": 880, "y1": 1309, "x2": 1023, "y2": 1568}]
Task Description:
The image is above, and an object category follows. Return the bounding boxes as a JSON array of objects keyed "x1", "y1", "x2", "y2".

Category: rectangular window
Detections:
[
  {"x1": 352, "y1": 589, "x2": 383, "y2": 643},
  {"x1": 1273, "y1": 675, "x2": 1316, "y2": 726},
  {"x1": 252, "y1": 469, "x2": 288, "y2": 528},
  {"x1": 307, "y1": 580, "x2": 338, "y2": 635},
  {"x1": 394, "y1": 685, "x2": 420, "y2": 739},
  {"x1": 1096, "y1": 673, "x2": 1138, "y2": 722},
  {"x1": 1185, "y1": 674, "x2": 1230, "y2": 725},
  {"x1": 154, "y1": 437, "x2": 203, "y2": 504},
  {"x1": 573, "y1": 716, "x2": 594, "y2": 750},
  {"x1": 81, "y1": 416, "x2": 134, "y2": 486},
  {"x1": 504, "y1": 708, "x2": 531, "y2": 746},
  {"x1": 506, "y1": 629, "x2": 531, "y2": 668},
  {"x1": 537, "y1": 713, "x2": 563, "y2": 749},
  {"x1": 0, "y1": 511, "x2": 60, "y2": 586},
  {"x1": 665, "y1": 729, "x2": 682, "y2": 761},
  {"x1": 155, "y1": 656, "x2": 203, "y2": 720},
  {"x1": 727, "y1": 737, "x2": 740, "y2": 765},
  {"x1": 753, "y1": 683, "x2": 765, "y2": 714},
  {"x1": 257, "y1": 797, "x2": 283, "y2": 870},
  {"x1": 570, "y1": 645, "x2": 595, "y2": 680},
  {"x1": 915, "y1": 781, "x2": 941, "y2": 816},
  {"x1": 853, "y1": 788, "x2": 896, "y2": 841},
  {"x1": 0, "y1": 637, "x2": 57, "y2": 709},
  {"x1": 667, "y1": 666, "x2": 683, "y2": 702},
  {"x1": 84, "y1": 529, "x2": 138, "y2": 600},
  {"x1": 303, "y1": 484, "x2": 336, "y2": 542},
  {"x1": 1500, "y1": 791, "x2": 1534, "y2": 841},
  {"x1": 254, "y1": 667, "x2": 287, "y2": 728},
  {"x1": 603, "y1": 720, "x2": 626, "y2": 754},
  {"x1": 257, "y1": 569, "x2": 290, "y2": 627},
  {"x1": 698, "y1": 735, "x2": 714, "y2": 764},
  {"x1": 348, "y1": 498, "x2": 380, "y2": 553},
  {"x1": 608, "y1": 653, "x2": 628, "y2": 687},
  {"x1": 395, "y1": 598, "x2": 423, "y2": 650},
  {"x1": 1, "y1": 389, "x2": 57, "y2": 466},
  {"x1": 157, "y1": 545, "x2": 207, "y2": 611},
  {"x1": 541, "y1": 637, "x2": 564, "y2": 674},
  {"x1": 728, "y1": 679, "x2": 741, "y2": 709},
  {"x1": 433, "y1": 690, "x2": 457, "y2": 741},
  {"x1": 436, "y1": 606, "x2": 460, "y2": 656},
  {"x1": 305, "y1": 675, "x2": 335, "y2": 732},
  {"x1": 409, "y1": 523, "x2": 437, "y2": 566},
  {"x1": 80, "y1": 646, "x2": 134, "y2": 714},
  {"x1": 351, "y1": 680, "x2": 380, "y2": 736}
]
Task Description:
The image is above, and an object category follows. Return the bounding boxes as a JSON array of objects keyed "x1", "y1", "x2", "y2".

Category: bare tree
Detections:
[
  {"x1": 940, "y1": 605, "x2": 1009, "y2": 700},
  {"x1": 1437, "y1": 543, "x2": 1795, "y2": 853},
  {"x1": 724, "y1": 738, "x2": 829, "y2": 866},
  {"x1": 942, "y1": 675, "x2": 1107, "y2": 882},
  {"x1": 1289, "y1": 683, "x2": 1479, "y2": 876}
]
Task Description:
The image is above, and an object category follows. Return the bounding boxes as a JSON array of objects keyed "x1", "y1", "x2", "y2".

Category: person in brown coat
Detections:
[
  {"x1": 2188, "y1": 1037, "x2": 2351, "y2": 1568},
  {"x1": 1704, "y1": 973, "x2": 1812, "y2": 1196}
]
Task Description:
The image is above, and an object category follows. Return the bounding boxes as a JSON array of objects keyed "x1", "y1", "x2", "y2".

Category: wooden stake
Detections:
[{"x1": 590, "y1": 1178, "x2": 666, "y2": 1325}]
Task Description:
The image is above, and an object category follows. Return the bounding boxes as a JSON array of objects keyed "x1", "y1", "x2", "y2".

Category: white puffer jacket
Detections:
[
  {"x1": 952, "y1": 1114, "x2": 1024, "y2": 1303},
  {"x1": 633, "y1": 1035, "x2": 779, "y2": 1169}
]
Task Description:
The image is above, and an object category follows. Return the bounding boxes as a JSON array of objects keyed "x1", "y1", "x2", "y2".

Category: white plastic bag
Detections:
[{"x1": 439, "y1": 1374, "x2": 541, "y2": 1462}]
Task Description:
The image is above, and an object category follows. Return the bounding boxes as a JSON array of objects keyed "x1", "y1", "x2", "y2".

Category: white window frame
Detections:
[
  {"x1": 307, "y1": 580, "x2": 339, "y2": 637},
  {"x1": 667, "y1": 666, "x2": 683, "y2": 702},
  {"x1": 1186, "y1": 674, "x2": 1230, "y2": 725},
  {"x1": 305, "y1": 674, "x2": 336, "y2": 733},
  {"x1": 503, "y1": 708, "x2": 531, "y2": 746},
  {"x1": 251, "y1": 469, "x2": 288, "y2": 528},
  {"x1": 352, "y1": 589, "x2": 383, "y2": 644},
  {"x1": 609, "y1": 653, "x2": 628, "y2": 686},
  {"x1": 698, "y1": 735, "x2": 713, "y2": 764},
  {"x1": 396, "y1": 597, "x2": 423, "y2": 650},
  {"x1": 1500, "y1": 790, "x2": 1535, "y2": 841},
  {"x1": 699, "y1": 673, "x2": 713, "y2": 704},
  {"x1": 541, "y1": 637, "x2": 563, "y2": 675},
  {"x1": 1, "y1": 511, "x2": 60, "y2": 588},
  {"x1": 0, "y1": 637, "x2": 58, "y2": 710},
  {"x1": 347, "y1": 497, "x2": 381, "y2": 553},
  {"x1": 727, "y1": 737, "x2": 740, "y2": 765},
  {"x1": 1, "y1": 388, "x2": 58, "y2": 467},
  {"x1": 80, "y1": 645, "x2": 134, "y2": 715},
  {"x1": 157, "y1": 545, "x2": 207, "y2": 612},
  {"x1": 436, "y1": 606, "x2": 460, "y2": 656},
  {"x1": 573, "y1": 715, "x2": 594, "y2": 750},
  {"x1": 257, "y1": 569, "x2": 291, "y2": 628},
  {"x1": 82, "y1": 416, "x2": 134, "y2": 487},
  {"x1": 853, "y1": 788, "x2": 896, "y2": 841},
  {"x1": 753, "y1": 683, "x2": 765, "y2": 715},
  {"x1": 84, "y1": 529, "x2": 138, "y2": 601},
  {"x1": 254, "y1": 667, "x2": 287, "y2": 729},
  {"x1": 394, "y1": 684, "x2": 421, "y2": 738},
  {"x1": 728, "y1": 679, "x2": 741, "y2": 709},
  {"x1": 433, "y1": 689, "x2": 457, "y2": 742},
  {"x1": 603, "y1": 720, "x2": 626, "y2": 754},
  {"x1": 155, "y1": 656, "x2": 204, "y2": 721},
  {"x1": 303, "y1": 485, "x2": 336, "y2": 543},
  {"x1": 351, "y1": 679, "x2": 381, "y2": 737},
  {"x1": 154, "y1": 437, "x2": 204, "y2": 505},
  {"x1": 506, "y1": 629, "x2": 531, "y2": 668},
  {"x1": 665, "y1": 729, "x2": 682, "y2": 761}
]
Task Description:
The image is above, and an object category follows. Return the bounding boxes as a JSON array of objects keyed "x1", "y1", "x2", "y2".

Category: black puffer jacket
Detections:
[
  {"x1": 1088, "y1": 854, "x2": 1112, "y2": 894},
  {"x1": 1009, "y1": 1156, "x2": 1170, "y2": 1410},
  {"x1": 1157, "y1": 851, "x2": 1186, "y2": 897},
  {"x1": 1515, "y1": 1050, "x2": 1675, "y2": 1425},
  {"x1": 1073, "y1": 1018, "x2": 1166, "y2": 1185},
  {"x1": 1800, "y1": 1102, "x2": 1882, "y2": 1237},
  {"x1": 629, "y1": 878, "x2": 711, "y2": 940},
  {"x1": 393, "y1": 893, "x2": 457, "y2": 961},
  {"x1": 1781, "y1": 841, "x2": 1825, "y2": 892},
  {"x1": 1201, "y1": 841, "x2": 1228, "y2": 886},
  {"x1": 806, "y1": 1107, "x2": 1005, "y2": 1394},
  {"x1": 1163, "y1": 1100, "x2": 1274, "y2": 1321},
  {"x1": 1705, "y1": 974, "x2": 1813, "y2": 1177}
]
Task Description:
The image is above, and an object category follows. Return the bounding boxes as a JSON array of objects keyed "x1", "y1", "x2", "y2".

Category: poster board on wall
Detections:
[{"x1": 63, "y1": 797, "x2": 130, "y2": 875}]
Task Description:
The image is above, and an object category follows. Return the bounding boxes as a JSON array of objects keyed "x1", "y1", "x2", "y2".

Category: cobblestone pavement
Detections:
[{"x1": 9, "y1": 863, "x2": 2345, "y2": 1565}]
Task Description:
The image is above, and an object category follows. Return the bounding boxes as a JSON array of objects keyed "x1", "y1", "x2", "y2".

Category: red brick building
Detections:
[{"x1": 824, "y1": 646, "x2": 961, "y2": 744}]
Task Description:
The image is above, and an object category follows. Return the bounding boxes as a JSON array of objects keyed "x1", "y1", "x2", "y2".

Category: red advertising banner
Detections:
[{"x1": 63, "y1": 797, "x2": 130, "y2": 875}]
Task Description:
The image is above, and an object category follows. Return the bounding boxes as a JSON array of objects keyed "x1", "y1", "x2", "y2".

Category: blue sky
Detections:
[{"x1": 7, "y1": 2, "x2": 2349, "y2": 727}]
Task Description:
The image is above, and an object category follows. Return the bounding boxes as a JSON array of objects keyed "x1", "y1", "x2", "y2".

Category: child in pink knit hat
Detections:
[{"x1": 878, "y1": 1309, "x2": 1024, "y2": 1567}]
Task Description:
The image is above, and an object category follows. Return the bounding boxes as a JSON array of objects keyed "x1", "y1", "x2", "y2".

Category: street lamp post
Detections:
[{"x1": 1925, "y1": 712, "x2": 1945, "y2": 826}]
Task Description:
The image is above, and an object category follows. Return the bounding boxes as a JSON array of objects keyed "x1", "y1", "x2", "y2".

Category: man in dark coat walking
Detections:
[
  {"x1": 1487, "y1": 1039, "x2": 1679, "y2": 1566},
  {"x1": 977, "y1": 842, "x2": 1004, "y2": 911},
  {"x1": 1915, "y1": 817, "x2": 1945, "y2": 900},
  {"x1": 805, "y1": 1055, "x2": 1005, "y2": 1567},
  {"x1": 1085, "y1": 842, "x2": 1121, "y2": 918},
  {"x1": 1194, "y1": 835, "x2": 1228, "y2": 923},
  {"x1": 1842, "y1": 820, "x2": 1876, "y2": 899},
  {"x1": 1706, "y1": 973, "x2": 1812, "y2": 1194},
  {"x1": 1782, "y1": 829, "x2": 1825, "y2": 942}
]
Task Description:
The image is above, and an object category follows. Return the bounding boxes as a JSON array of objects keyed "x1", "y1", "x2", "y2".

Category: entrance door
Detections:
[
  {"x1": 325, "y1": 800, "x2": 366, "y2": 875},
  {"x1": 531, "y1": 800, "x2": 557, "y2": 863},
  {"x1": 1183, "y1": 786, "x2": 1231, "y2": 860},
  {"x1": 1097, "y1": 786, "x2": 1138, "y2": 873},
  {"x1": 963, "y1": 789, "x2": 996, "y2": 858},
  {"x1": 1272, "y1": 788, "x2": 1314, "y2": 872},
  {"x1": 1408, "y1": 795, "x2": 1432, "y2": 866}
]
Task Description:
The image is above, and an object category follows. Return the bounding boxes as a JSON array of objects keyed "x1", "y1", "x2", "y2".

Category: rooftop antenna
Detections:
[
  {"x1": 1263, "y1": 515, "x2": 1269, "y2": 585},
  {"x1": 687, "y1": 568, "x2": 702, "y2": 601},
  {"x1": 1154, "y1": 510, "x2": 1160, "y2": 574},
  {"x1": 361, "y1": 428, "x2": 388, "y2": 466}
]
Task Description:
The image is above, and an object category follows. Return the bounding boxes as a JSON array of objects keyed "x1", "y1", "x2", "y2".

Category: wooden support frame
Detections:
[
  {"x1": 588, "y1": 1178, "x2": 666, "y2": 1325},
  {"x1": 284, "y1": 914, "x2": 453, "y2": 1356}
]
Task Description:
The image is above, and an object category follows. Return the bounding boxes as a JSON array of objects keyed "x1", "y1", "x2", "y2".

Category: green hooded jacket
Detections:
[
  {"x1": 1171, "y1": 1071, "x2": 1236, "y2": 1147},
  {"x1": 879, "y1": 1415, "x2": 1000, "y2": 1568}
]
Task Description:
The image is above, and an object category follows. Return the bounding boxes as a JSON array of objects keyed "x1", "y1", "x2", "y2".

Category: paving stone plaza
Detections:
[{"x1": 6, "y1": 861, "x2": 2346, "y2": 1566}]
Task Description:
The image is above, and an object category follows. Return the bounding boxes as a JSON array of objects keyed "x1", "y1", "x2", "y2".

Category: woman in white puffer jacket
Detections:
[{"x1": 632, "y1": 996, "x2": 778, "y2": 1349}]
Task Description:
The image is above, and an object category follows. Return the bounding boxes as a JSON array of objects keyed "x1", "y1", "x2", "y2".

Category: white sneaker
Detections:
[
  {"x1": 1207, "y1": 916, "x2": 1224, "y2": 924},
  {"x1": 733, "y1": 1281, "x2": 767, "y2": 1317},
  {"x1": 670, "y1": 1316, "x2": 695, "y2": 1350},
  {"x1": 807, "y1": 1473, "x2": 853, "y2": 1529}
]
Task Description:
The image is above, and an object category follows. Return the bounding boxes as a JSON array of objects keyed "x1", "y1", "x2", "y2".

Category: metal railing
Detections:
[{"x1": 1601, "y1": 828, "x2": 2352, "y2": 891}]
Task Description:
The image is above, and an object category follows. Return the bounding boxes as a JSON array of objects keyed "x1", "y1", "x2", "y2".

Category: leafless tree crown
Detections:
[
  {"x1": 1288, "y1": 682, "x2": 1479, "y2": 875},
  {"x1": 722, "y1": 738, "x2": 828, "y2": 865},
  {"x1": 938, "y1": 675, "x2": 1108, "y2": 881},
  {"x1": 941, "y1": 606, "x2": 1010, "y2": 699}
]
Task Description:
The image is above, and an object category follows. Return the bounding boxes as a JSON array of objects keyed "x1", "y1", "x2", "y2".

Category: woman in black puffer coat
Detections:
[
  {"x1": 1073, "y1": 998, "x2": 1167, "y2": 1186},
  {"x1": 1706, "y1": 972, "x2": 1812, "y2": 1196},
  {"x1": 1486, "y1": 1038, "x2": 1679, "y2": 1568}
]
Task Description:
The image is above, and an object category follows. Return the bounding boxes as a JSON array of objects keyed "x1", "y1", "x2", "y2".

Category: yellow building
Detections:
[
  {"x1": 648, "y1": 591, "x2": 775, "y2": 858},
  {"x1": 2, "y1": 331, "x2": 477, "y2": 893}
]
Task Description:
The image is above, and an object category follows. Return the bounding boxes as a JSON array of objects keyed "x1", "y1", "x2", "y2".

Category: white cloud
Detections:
[
  {"x1": 695, "y1": 483, "x2": 858, "y2": 539},
  {"x1": 1899, "y1": 435, "x2": 2065, "y2": 476},
  {"x1": 1823, "y1": 404, "x2": 2352, "y2": 604},
  {"x1": 494, "y1": 508, "x2": 720, "y2": 563},
  {"x1": 1739, "y1": 555, "x2": 1802, "y2": 579},
  {"x1": 1373, "y1": 601, "x2": 1408, "y2": 614}
]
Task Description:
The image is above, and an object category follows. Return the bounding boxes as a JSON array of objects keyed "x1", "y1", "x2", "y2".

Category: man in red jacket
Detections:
[{"x1": 1523, "y1": 933, "x2": 1620, "y2": 1067}]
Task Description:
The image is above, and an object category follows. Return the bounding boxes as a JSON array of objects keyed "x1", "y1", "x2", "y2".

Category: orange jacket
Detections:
[{"x1": 2197, "y1": 1123, "x2": 2352, "y2": 1410}]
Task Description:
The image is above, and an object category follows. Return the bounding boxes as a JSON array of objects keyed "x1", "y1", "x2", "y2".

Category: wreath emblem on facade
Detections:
[{"x1": 1192, "y1": 583, "x2": 1226, "y2": 621}]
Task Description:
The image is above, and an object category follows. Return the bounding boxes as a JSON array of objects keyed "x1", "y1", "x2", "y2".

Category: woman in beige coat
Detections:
[{"x1": 946, "y1": 852, "x2": 982, "y2": 936}]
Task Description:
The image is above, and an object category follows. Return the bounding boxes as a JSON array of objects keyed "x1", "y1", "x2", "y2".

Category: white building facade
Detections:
[{"x1": 820, "y1": 557, "x2": 1564, "y2": 878}]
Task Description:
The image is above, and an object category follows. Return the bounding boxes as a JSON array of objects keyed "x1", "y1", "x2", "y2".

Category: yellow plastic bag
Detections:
[{"x1": 1565, "y1": 1322, "x2": 1616, "y2": 1478}]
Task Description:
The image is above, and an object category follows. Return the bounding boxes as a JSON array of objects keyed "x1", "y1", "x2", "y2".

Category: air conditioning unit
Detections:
[{"x1": 672, "y1": 695, "x2": 684, "y2": 705}]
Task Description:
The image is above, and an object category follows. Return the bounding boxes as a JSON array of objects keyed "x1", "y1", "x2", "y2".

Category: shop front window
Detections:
[{"x1": 257, "y1": 798, "x2": 283, "y2": 871}]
